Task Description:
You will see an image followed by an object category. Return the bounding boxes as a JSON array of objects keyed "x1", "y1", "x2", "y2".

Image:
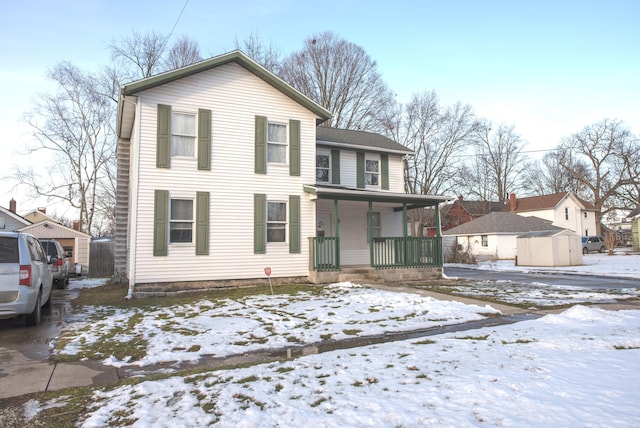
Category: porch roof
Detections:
[{"x1": 304, "y1": 185, "x2": 452, "y2": 209}]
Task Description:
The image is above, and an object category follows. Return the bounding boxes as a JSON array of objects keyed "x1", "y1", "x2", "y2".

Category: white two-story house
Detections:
[
  {"x1": 115, "y1": 51, "x2": 449, "y2": 295},
  {"x1": 506, "y1": 192, "x2": 597, "y2": 236}
]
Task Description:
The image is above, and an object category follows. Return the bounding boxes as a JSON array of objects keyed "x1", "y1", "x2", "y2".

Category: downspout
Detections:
[{"x1": 368, "y1": 200, "x2": 373, "y2": 267}]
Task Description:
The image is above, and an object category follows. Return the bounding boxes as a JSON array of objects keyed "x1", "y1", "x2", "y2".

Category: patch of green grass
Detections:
[
  {"x1": 342, "y1": 329, "x2": 362, "y2": 336},
  {"x1": 320, "y1": 333, "x2": 333, "y2": 341},
  {"x1": 455, "y1": 335, "x2": 489, "y2": 341},
  {"x1": 614, "y1": 345, "x2": 640, "y2": 350},
  {"x1": 275, "y1": 383, "x2": 284, "y2": 392},
  {"x1": 310, "y1": 397, "x2": 329, "y2": 407},
  {"x1": 413, "y1": 339, "x2": 436, "y2": 345},
  {"x1": 276, "y1": 366, "x2": 296, "y2": 373},
  {"x1": 236, "y1": 375, "x2": 259, "y2": 384},
  {"x1": 502, "y1": 338, "x2": 536, "y2": 345}
]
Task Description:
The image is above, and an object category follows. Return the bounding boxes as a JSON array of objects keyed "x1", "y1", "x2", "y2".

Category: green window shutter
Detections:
[
  {"x1": 331, "y1": 149, "x2": 340, "y2": 184},
  {"x1": 356, "y1": 152, "x2": 365, "y2": 189},
  {"x1": 255, "y1": 116, "x2": 267, "y2": 174},
  {"x1": 381, "y1": 154, "x2": 389, "y2": 190},
  {"x1": 153, "y1": 190, "x2": 169, "y2": 256},
  {"x1": 289, "y1": 195, "x2": 300, "y2": 254},
  {"x1": 289, "y1": 119, "x2": 300, "y2": 176},
  {"x1": 197, "y1": 109, "x2": 211, "y2": 171},
  {"x1": 254, "y1": 194, "x2": 266, "y2": 254},
  {"x1": 157, "y1": 104, "x2": 171, "y2": 168},
  {"x1": 195, "y1": 191, "x2": 209, "y2": 255}
]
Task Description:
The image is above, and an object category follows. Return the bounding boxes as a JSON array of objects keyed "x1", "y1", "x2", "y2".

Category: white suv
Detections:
[{"x1": 0, "y1": 231, "x2": 53, "y2": 326}]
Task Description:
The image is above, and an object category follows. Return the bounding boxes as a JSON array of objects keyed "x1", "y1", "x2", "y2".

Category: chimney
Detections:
[
  {"x1": 510, "y1": 193, "x2": 517, "y2": 213},
  {"x1": 38, "y1": 207, "x2": 46, "y2": 214},
  {"x1": 457, "y1": 195, "x2": 463, "y2": 201},
  {"x1": 9, "y1": 198, "x2": 16, "y2": 213},
  {"x1": 73, "y1": 221, "x2": 80, "y2": 231}
]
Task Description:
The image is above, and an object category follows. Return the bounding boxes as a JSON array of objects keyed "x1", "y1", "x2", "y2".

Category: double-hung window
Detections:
[
  {"x1": 481, "y1": 235, "x2": 488, "y2": 247},
  {"x1": 267, "y1": 123, "x2": 287, "y2": 164},
  {"x1": 366, "y1": 159, "x2": 379, "y2": 186},
  {"x1": 170, "y1": 199, "x2": 193, "y2": 243},
  {"x1": 316, "y1": 153, "x2": 330, "y2": 183},
  {"x1": 267, "y1": 201, "x2": 287, "y2": 243},
  {"x1": 171, "y1": 112, "x2": 196, "y2": 157}
]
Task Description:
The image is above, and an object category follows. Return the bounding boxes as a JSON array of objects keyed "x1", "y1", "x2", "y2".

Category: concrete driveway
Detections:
[{"x1": 0, "y1": 287, "x2": 118, "y2": 399}]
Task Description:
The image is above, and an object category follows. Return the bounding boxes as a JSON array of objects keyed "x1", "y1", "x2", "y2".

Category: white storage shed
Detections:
[{"x1": 516, "y1": 229, "x2": 583, "y2": 267}]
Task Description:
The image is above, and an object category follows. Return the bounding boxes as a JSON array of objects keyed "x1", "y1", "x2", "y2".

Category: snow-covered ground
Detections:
[
  {"x1": 466, "y1": 252, "x2": 640, "y2": 279},
  {"x1": 26, "y1": 256, "x2": 639, "y2": 426},
  {"x1": 34, "y1": 306, "x2": 640, "y2": 427}
]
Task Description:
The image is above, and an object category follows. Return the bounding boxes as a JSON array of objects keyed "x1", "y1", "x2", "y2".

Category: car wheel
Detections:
[
  {"x1": 25, "y1": 290, "x2": 41, "y2": 326},
  {"x1": 599, "y1": 246, "x2": 605, "y2": 253},
  {"x1": 582, "y1": 247, "x2": 588, "y2": 255}
]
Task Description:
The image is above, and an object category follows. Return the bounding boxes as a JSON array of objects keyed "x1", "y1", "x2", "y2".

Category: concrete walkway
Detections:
[{"x1": 1, "y1": 284, "x2": 637, "y2": 401}]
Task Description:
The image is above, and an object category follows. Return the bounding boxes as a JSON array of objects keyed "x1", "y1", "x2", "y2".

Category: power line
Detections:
[{"x1": 160, "y1": 0, "x2": 190, "y2": 53}]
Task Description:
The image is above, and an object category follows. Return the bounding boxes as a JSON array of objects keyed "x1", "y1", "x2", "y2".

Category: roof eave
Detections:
[{"x1": 121, "y1": 50, "x2": 332, "y2": 123}]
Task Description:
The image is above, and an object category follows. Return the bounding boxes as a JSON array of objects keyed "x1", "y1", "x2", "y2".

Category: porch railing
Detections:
[
  {"x1": 311, "y1": 237, "x2": 340, "y2": 271},
  {"x1": 371, "y1": 237, "x2": 442, "y2": 269},
  {"x1": 311, "y1": 236, "x2": 442, "y2": 271}
]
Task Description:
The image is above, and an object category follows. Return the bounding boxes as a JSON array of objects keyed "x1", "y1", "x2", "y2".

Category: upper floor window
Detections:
[
  {"x1": 267, "y1": 123, "x2": 287, "y2": 163},
  {"x1": 584, "y1": 211, "x2": 588, "y2": 218},
  {"x1": 267, "y1": 201, "x2": 287, "y2": 243},
  {"x1": 565, "y1": 207, "x2": 569, "y2": 220},
  {"x1": 171, "y1": 112, "x2": 196, "y2": 157},
  {"x1": 316, "y1": 153, "x2": 330, "y2": 183},
  {"x1": 366, "y1": 159, "x2": 379, "y2": 186},
  {"x1": 170, "y1": 199, "x2": 193, "y2": 243}
]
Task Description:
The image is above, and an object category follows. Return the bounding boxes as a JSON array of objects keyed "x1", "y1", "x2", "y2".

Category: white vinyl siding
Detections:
[
  {"x1": 127, "y1": 63, "x2": 317, "y2": 284},
  {"x1": 334, "y1": 150, "x2": 404, "y2": 192}
]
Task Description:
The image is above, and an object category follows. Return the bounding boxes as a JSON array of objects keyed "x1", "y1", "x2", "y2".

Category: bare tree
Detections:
[
  {"x1": 16, "y1": 62, "x2": 115, "y2": 234},
  {"x1": 521, "y1": 148, "x2": 590, "y2": 196},
  {"x1": 234, "y1": 33, "x2": 282, "y2": 72},
  {"x1": 562, "y1": 119, "x2": 640, "y2": 234},
  {"x1": 109, "y1": 30, "x2": 168, "y2": 80},
  {"x1": 383, "y1": 91, "x2": 481, "y2": 235},
  {"x1": 164, "y1": 34, "x2": 202, "y2": 70},
  {"x1": 470, "y1": 123, "x2": 528, "y2": 203},
  {"x1": 279, "y1": 31, "x2": 395, "y2": 131}
]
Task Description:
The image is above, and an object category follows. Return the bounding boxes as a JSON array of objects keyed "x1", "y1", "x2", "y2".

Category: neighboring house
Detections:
[
  {"x1": 627, "y1": 206, "x2": 640, "y2": 252},
  {"x1": 504, "y1": 192, "x2": 597, "y2": 236},
  {"x1": 441, "y1": 197, "x2": 505, "y2": 231},
  {"x1": 19, "y1": 208, "x2": 91, "y2": 274},
  {"x1": 443, "y1": 212, "x2": 562, "y2": 260},
  {"x1": 115, "y1": 50, "x2": 451, "y2": 295},
  {"x1": 0, "y1": 199, "x2": 31, "y2": 231}
]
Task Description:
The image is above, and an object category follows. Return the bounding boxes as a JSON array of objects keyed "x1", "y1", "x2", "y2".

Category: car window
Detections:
[
  {"x1": 0, "y1": 237, "x2": 19, "y2": 263},
  {"x1": 27, "y1": 237, "x2": 45, "y2": 262}
]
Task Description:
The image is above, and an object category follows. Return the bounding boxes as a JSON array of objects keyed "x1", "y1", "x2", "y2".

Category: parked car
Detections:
[
  {"x1": 0, "y1": 231, "x2": 53, "y2": 326},
  {"x1": 581, "y1": 236, "x2": 606, "y2": 254},
  {"x1": 40, "y1": 239, "x2": 70, "y2": 288}
]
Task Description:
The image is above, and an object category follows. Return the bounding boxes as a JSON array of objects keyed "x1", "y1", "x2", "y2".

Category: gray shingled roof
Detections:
[
  {"x1": 316, "y1": 127, "x2": 413, "y2": 154},
  {"x1": 442, "y1": 212, "x2": 563, "y2": 236}
]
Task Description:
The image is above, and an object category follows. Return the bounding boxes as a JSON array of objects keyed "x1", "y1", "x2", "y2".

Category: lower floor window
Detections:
[
  {"x1": 267, "y1": 201, "x2": 286, "y2": 243},
  {"x1": 481, "y1": 235, "x2": 488, "y2": 247},
  {"x1": 367, "y1": 212, "x2": 381, "y2": 241},
  {"x1": 170, "y1": 199, "x2": 193, "y2": 243}
]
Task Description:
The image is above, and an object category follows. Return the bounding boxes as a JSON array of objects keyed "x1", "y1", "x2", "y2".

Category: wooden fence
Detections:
[{"x1": 89, "y1": 239, "x2": 114, "y2": 278}]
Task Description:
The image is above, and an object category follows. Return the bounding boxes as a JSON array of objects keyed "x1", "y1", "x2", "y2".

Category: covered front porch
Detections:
[{"x1": 304, "y1": 186, "x2": 451, "y2": 284}]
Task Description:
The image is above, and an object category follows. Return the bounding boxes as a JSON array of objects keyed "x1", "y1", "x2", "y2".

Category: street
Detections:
[{"x1": 444, "y1": 265, "x2": 640, "y2": 289}]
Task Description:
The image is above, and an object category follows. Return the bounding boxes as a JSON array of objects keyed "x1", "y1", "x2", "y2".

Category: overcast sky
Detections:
[{"x1": 1, "y1": 0, "x2": 638, "y2": 218}]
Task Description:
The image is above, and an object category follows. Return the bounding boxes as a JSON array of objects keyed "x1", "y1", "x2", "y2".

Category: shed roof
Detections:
[
  {"x1": 443, "y1": 212, "x2": 563, "y2": 236},
  {"x1": 517, "y1": 229, "x2": 576, "y2": 238}
]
